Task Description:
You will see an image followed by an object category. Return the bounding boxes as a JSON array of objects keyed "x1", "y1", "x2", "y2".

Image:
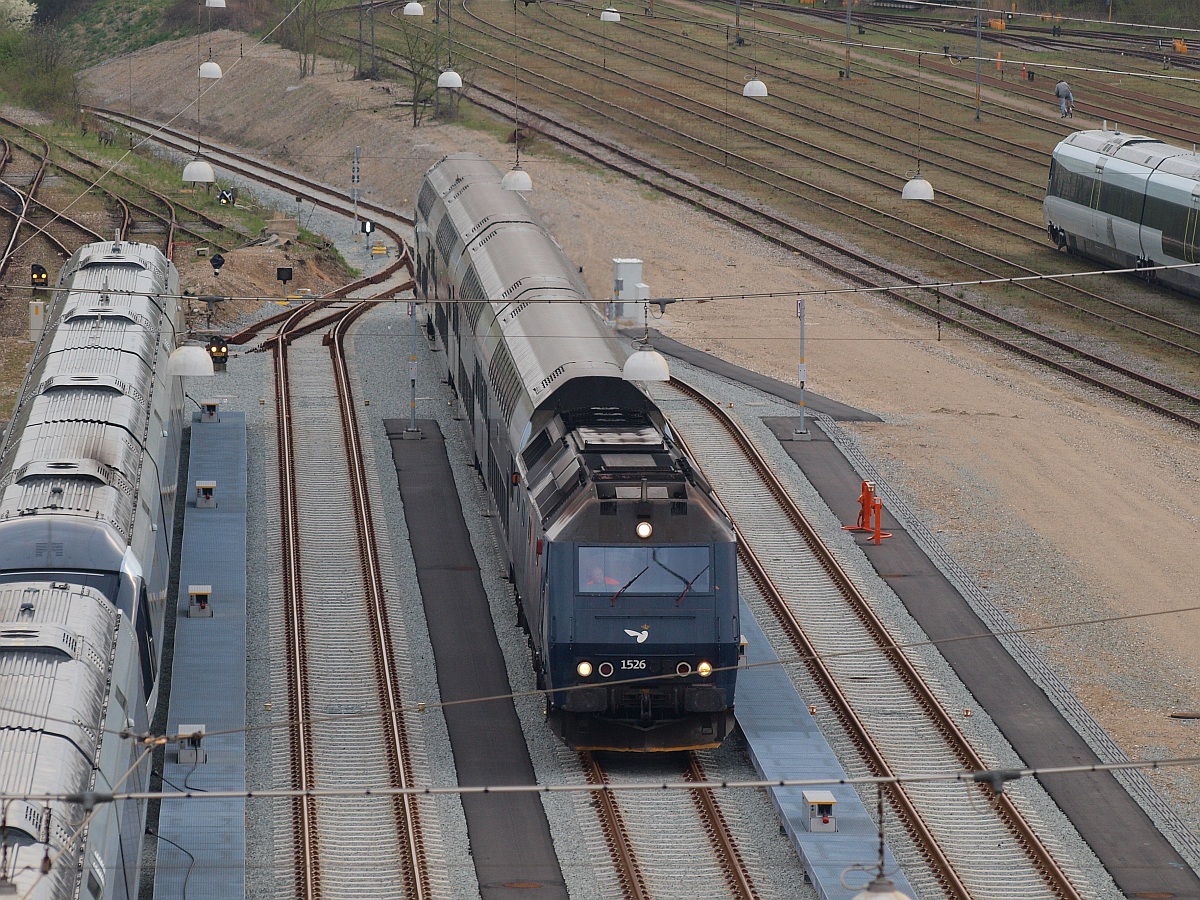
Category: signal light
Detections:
[
  {"x1": 218, "y1": 189, "x2": 233, "y2": 205},
  {"x1": 31, "y1": 264, "x2": 47, "y2": 286},
  {"x1": 205, "y1": 336, "x2": 229, "y2": 364}
]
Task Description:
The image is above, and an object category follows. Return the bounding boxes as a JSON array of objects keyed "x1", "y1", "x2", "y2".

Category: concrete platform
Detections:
[
  {"x1": 154, "y1": 410, "x2": 247, "y2": 900},
  {"x1": 736, "y1": 599, "x2": 914, "y2": 900}
]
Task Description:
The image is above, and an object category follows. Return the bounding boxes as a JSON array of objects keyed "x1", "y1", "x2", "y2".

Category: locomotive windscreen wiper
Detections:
[
  {"x1": 674, "y1": 564, "x2": 710, "y2": 606},
  {"x1": 609, "y1": 565, "x2": 650, "y2": 606}
]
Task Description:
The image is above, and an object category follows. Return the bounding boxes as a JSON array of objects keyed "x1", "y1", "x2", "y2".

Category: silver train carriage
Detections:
[
  {"x1": 414, "y1": 153, "x2": 741, "y2": 751},
  {"x1": 0, "y1": 241, "x2": 185, "y2": 899},
  {"x1": 1044, "y1": 129, "x2": 1200, "y2": 298}
]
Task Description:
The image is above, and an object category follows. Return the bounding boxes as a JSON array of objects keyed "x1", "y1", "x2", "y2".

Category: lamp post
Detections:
[
  {"x1": 407, "y1": 301, "x2": 420, "y2": 433},
  {"x1": 975, "y1": 0, "x2": 982, "y2": 121},
  {"x1": 794, "y1": 298, "x2": 810, "y2": 440},
  {"x1": 845, "y1": 0, "x2": 852, "y2": 80}
]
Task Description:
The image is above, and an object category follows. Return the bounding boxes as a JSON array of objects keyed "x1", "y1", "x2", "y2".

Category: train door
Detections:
[
  {"x1": 1086, "y1": 158, "x2": 1106, "y2": 243},
  {"x1": 1184, "y1": 187, "x2": 1200, "y2": 264}
]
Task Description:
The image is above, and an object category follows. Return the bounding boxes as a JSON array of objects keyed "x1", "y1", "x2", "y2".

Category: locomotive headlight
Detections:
[
  {"x1": 697, "y1": 661, "x2": 713, "y2": 678},
  {"x1": 635, "y1": 520, "x2": 653, "y2": 540},
  {"x1": 576, "y1": 661, "x2": 593, "y2": 678}
]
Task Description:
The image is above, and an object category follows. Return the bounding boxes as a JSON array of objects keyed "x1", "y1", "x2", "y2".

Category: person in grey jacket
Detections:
[{"x1": 1055, "y1": 80, "x2": 1074, "y2": 117}]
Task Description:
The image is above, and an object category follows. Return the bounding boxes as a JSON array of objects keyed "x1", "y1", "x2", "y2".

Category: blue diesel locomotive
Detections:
[{"x1": 414, "y1": 154, "x2": 740, "y2": 751}]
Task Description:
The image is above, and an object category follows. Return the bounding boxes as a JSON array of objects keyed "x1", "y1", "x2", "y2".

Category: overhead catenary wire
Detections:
[
  {"x1": 6, "y1": 258, "x2": 1199, "y2": 307},
  {"x1": 3, "y1": 755, "x2": 1200, "y2": 806},
  {"x1": 1, "y1": 599, "x2": 1196, "y2": 748}
]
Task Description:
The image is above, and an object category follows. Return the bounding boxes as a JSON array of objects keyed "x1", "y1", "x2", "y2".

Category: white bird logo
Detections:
[{"x1": 624, "y1": 628, "x2": 649, "y2": 643}]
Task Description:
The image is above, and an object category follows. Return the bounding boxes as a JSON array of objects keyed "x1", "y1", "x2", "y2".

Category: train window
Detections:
[
  {"x1": 578, "y1": 546, "x2": 711, "y2": 596},
  {"x1": 1097, "y1": 181, "x2": 1142, "y2": 222},
  {"x1": 1149, "y1": 195, "x2": 1197, "y2": 262},
  {"x1": 436, "y1": 216, "x2": 458, "y2": 263},
  {"x1": 460, "y1": 265, "x2": 485, "y2": 300},
  {"x1": 1047, "y1": 162, "x2": 1095, "y2": 207},
  {"x1": 417, "y1": 181, "x2": 437, "y2": 220},
  {"x1": 464, "y1": 300, "x2": 482, "y2": 332},
  {"x1": 488, "y1": 343, "x2": 522, "y2": 424},
  {"x1": 136, "y1": 588, "x2": 156, "y2": 700}
]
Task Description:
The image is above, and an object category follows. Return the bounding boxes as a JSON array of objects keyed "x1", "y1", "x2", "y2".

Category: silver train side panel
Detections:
[{"x1": 0, "y1": 240, "x2": 183, "y2": 900}]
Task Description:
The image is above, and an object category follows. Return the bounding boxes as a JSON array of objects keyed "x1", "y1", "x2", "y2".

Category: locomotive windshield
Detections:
[{"x1": 577, "y1": 546, "x2": 711, "y2": 595}]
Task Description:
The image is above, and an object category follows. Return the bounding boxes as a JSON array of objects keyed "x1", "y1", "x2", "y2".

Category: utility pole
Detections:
[
  {"x1": 845, "y1": 0, "x2": 852, "y2": 80},
  {"x1": 975, "y1": 0, "x2": 982, "y2": 120}
]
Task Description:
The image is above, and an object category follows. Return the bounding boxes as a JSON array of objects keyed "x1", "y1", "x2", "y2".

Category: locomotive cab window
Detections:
[{"x1": 578, "y1": 546, "x2": 711, "y2": 595}]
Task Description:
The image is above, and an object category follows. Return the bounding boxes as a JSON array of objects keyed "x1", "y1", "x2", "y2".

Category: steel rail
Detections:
[
  {"x1": 273, "y1": 302, "x2": 325, "y2": 899},
  {"x1": 685, "y1": 754, "x2": 759, "y2": 900},
  {"x1": 668, "y1": 375, "x2": 1084, "y2": 899},
  {"x1": 330, "y1": 302, "x2": 429, "y2": 899},
  {"x1": 581, "y1": 752, "x2": 650, "y2": 900}
]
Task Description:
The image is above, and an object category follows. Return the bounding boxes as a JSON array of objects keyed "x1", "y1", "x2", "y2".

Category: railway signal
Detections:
[
  {"x1": 31, "y1": 264, "x2": 47, "y2": 286},
  {"x1": 205, "y1": 335, "x2": 229, "y2": 370},
  {"x1": 361, "y1": 218, "x2": 374, "y2": 234},
  {"x1": 277, "y1": 266, "x2": 293, "y2": 286},
  {"x1": 218, "y1": 189, "x2": 234, "y2": 205},
  {"x1": 210, "y1": 253, "x2": 225, "y2": 276}
]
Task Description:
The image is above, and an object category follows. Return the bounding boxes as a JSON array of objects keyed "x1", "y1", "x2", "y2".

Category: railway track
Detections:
[
  {"x1": 317, "y1": 2, "x2": 1200, "y2": 429},
  {"x1": 582, "y1": 751, "x2": 758, "y2": 900},
  {"x1": 270, "y1": 295, "x2": 430, "y2": 899},
  {"x1": 653, "y1": 375, "x2": 1085, "y2": 899}
]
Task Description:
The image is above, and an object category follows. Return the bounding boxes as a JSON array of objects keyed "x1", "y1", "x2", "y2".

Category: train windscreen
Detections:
[{"x1": 577, "y1": 546, "x2": 711, "y2": 595}]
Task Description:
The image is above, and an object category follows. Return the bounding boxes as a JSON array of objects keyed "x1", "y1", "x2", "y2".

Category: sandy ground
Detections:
[{"x1": 83, "y1": 32, "x2": 1200, "y2": 830}]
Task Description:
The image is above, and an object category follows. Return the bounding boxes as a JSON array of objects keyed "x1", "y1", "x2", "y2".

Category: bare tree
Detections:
[
  {"x1": 281, "y1": 0, "x2": 327, "y2": 77},
  {"x1": 394, "y1": 18, "x2": 443, "y2": 127}
]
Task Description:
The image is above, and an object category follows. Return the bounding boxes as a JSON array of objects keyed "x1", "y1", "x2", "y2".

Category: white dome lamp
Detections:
[
  {"x1": 437, "y1": 68, "x2": 463, "y2": 89},
  {"x1": 623, "y1": 344, "x2": 670, "y2": 381},
  {"x1": 199, "y1": 59, "x2": 222, "y2": 79},
  {"x1": 851, "y1": 875, "x2": 912, "y2": 900},
  {"x1": 600, "y1": 6, "x2": 620, "y2": 22},
  {"x1": 623, "y1": 302, "x2": 670, "y2": 382},
  {"x1": 901, "y1": 175, "x2": 934, "y2": 200},
  {"x1": 501, "y1": 164, "x2": 532, "y2": 192},
  {"x1": 167, "y1": 343, "x2": 215, "y2": 377},
  {"x1": 742, "y1": 75, "x2": 768, "y2": 98},
  {"x1": 183, "y1": 157, "x2": 216, "y2": 183},
  {"x1": 402, "y1": 0, "x2": 424, "y2": 13}
]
